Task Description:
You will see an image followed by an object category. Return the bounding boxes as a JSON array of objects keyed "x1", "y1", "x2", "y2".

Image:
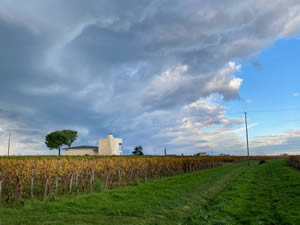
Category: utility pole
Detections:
[
  {"x1": 7, "y1": 130, "x2": 11, "y2": 156},
  {"x1": 164, "y1": 147, "x2": 167, "y2": 156},
  {"x1": 244, "y1": 112, "x2": 250, "y2": 166}
]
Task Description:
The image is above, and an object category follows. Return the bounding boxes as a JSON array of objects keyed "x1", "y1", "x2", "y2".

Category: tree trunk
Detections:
[{"x1": 58, "y1": 147, "x2": 61, "y2": 157}]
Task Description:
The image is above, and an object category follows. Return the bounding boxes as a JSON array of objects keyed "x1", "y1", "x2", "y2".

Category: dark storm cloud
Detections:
[
  {"x1": 0, "y1": 19, "x2": 43, "y2": 92},
  {"x1": 0, "y1": 0, "x2": 300, "y2": 154}
]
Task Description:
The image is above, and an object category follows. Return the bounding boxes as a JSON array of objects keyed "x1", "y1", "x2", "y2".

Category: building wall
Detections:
[
  {"x1": 98, "y1": 134, "x2": 122, "y2": 155},
  {"x1": 65, "y1": 149, "x2": 98, "y2": 156}
]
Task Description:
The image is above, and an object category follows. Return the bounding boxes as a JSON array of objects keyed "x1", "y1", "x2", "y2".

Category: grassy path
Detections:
[
  {"x1": 0, "y1": 160, "x2": 299, "y2": 225},
  {"x1": 184, "y1": 160, "x2": 300, "y2": 225}
]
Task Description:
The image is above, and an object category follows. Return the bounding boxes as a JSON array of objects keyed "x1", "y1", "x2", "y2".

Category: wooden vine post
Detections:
[
  {"x1": 118, "y1": 167, "x2": 122, "y2": 186},
  {"x1": 75, "y1": 173, "x2": 79, "y2": 191},
  {"x1": 31, "y1": 168, "x2": 34, "y2": 199},
  {"x1": 44, "y1": 178, "x2": 49, "y2": 201},
  {"x1": 104, "y1": 170, "x2": 109, "y2": 191},
  {"x1": 69, "y1": 172, "x2": 74, "y2": 193},
  {"x1": 89, "y1": 169, "x2": 95, "y2": 191},
  {"x1": 55, "y1": 176, "x2": 59, "y2": 194}
]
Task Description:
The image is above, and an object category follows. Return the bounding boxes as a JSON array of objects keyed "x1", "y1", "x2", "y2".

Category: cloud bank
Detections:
[{"x1": 1, "y1": 0, "x2": 300, "y2": 155}]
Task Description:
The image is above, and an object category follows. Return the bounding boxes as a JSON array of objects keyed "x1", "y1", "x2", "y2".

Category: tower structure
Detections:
[{"x1": 98, "y1": 134, "x2": 122, "y2": 155}]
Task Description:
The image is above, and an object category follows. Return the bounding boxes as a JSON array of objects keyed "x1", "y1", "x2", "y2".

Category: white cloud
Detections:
[
  {"x1": 204, "y1": 62, "x2": 243, "y2": 98},
  {"x1": 144, "y1": 96, "x2": 246, "y2": 154},
  {"x1": 292, "y1": 92, "x2": 300, "y2": 97},
  {"x1": 1, "y1": 0, "x2": 300, "y2": 155},
  {"x1": 250, "y1": 129, "x2": 300, "y2": 155},
  {"x1": 146, "y1": 65, "x2": 189, "y2": 98},
  {"x1": 145, "y1": 62, "x2": 243, "y2": 110}
]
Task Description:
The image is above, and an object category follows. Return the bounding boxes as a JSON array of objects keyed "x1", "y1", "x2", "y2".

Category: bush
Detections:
[
  {"x1": 259, "y1": 160, "x2": 266, "y2": 165},
  {"x1": 93, "y1": 179, "x2": 103, "y2": 192}
]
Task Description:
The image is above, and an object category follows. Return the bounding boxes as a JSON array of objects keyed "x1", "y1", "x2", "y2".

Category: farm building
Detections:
[
  {"x1": 64, "y1": 146, "x2": 98, "y2": 155},
  {"x1": 219, "y1": 153, "x2": 230, "y2": 156},
  {"x1": 195, "y1": 152, "x2": 208, "y2": 156},
  {"x1": 64, "y1": 134, "x2": 122, "y2": 156}
]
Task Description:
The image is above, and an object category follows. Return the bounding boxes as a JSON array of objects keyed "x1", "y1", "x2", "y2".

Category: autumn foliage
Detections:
[
  {"x1": 287, "y1": 155, "x2": 300, "y2": 169},
  {"x1": 0, "y1": 155, "x2": 283, "y2": 204}
]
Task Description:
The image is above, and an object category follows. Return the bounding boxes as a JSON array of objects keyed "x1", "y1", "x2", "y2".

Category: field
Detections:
[
  {"x1": 0, "y1": 159, "x2": 299, "y2": 225},
  {"x1": 0, "y1": 155, "x2": 268, "y2": 203},
  {"x1": 287, "y1": 155, "x2": 300, "y2": 169}
]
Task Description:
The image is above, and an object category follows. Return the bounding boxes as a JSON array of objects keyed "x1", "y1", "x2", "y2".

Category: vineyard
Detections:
[
  {"x1": 287, "y1": 155, "x2": 300, "y2": 169},
  {"x1": 0, "y1": 155, "x2": 282, "y2": 205}
]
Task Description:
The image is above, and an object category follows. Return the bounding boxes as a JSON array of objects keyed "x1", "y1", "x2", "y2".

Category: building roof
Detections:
[{"x1": 64, "y1": 146, "x2": 98, "y2": 150}]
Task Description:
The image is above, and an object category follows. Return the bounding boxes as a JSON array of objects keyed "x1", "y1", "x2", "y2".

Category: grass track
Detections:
[
  {"x1": 0, "y1": 160, "x2": 299, "y2": 225},
  {"x1": 184, "y1": 160, "x2": 300, "y2": 225}
]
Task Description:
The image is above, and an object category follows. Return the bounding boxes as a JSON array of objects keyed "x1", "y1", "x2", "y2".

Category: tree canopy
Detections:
[
  {"x1": 62, "y1": 130, "x2": 78, "y2": 147},
  {"x1": 45, "y1": 129, "x2": 78, "y2": 156},
  {"x1": 45, "y1": 131, "x2": 67, "y2": 156},
  {"x1": 132, "y1": 145, "x2": 144, "y2": 155}
]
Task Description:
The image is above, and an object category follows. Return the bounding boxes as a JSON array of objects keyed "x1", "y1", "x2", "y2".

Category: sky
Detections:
[{"x1": 0, "y1": 0, "x2": 300, "y2": 156}]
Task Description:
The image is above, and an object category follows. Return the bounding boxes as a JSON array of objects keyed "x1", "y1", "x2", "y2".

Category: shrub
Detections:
[{"x1": 259, "y1": 160, "x2": 266, "y2": 165}]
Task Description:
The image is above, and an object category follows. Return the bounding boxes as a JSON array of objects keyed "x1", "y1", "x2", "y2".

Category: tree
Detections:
[
  {"x1": 62, "y1": 129, "x2": 78, "y2": 147},
  {"x1": 132, "y1": 145, "x2": 144, "y2": 155},
  {"x1": 45, "y1": 131, "x2": 67, "y2": 156}
]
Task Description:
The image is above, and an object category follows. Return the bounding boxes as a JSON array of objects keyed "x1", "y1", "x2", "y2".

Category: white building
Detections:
[{"x1": 64, "y1": 134, "x2": 122, "y2": 156}]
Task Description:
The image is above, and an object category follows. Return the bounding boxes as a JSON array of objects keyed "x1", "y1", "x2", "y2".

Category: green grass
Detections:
[
  {"x1": 0, "y1": 160, "x2": 299, "y2": 225},
  {"x1": 184, "y1": 160, "x2": 300, "y2": 225}
]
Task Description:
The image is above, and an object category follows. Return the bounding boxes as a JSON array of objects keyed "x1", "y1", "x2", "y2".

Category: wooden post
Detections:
[
  {"x1": 104, "y1": 170, "x2": 109, "y2": 191},
  {"x1": 15, "y1": 177, "x2": 19, "y2": 202},
  {"x1": 75, "y1": 173, "x2": 79, "y2": 188},
  {"x1": 89, "y1": 169, "x2": 94, "y2": 190},
  {"x1": 85, "y1": 169, "x2": 88, "y2": 191},
  {"x1": 118, "y1": 168, "x2": 122, "y2": 186},
  {"x1": 31, "y1": 168, "x2": 34, "y2": 199},
  {"x1": 44, "y1": 178, "x2": 49, "y2": 201},
  {"x1": 69, "y1": 173, "x2": 74, "y2": 193},
  {"x1": 144, "y1": 168, "x2": 147, "y2": 182},
  {"x1": 55, "y1": 176, "x2": 59, "y2": 194},
  {"x1": 129, "y1": 168, "x2": 134, "y2": 183}
]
